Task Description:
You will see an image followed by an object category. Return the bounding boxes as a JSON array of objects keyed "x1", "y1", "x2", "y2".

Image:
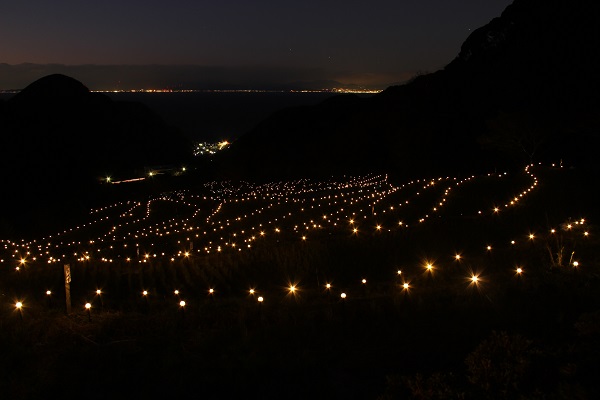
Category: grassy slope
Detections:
[{"x1": 1, "y1": 166, "x2": 599, "y2": 399}]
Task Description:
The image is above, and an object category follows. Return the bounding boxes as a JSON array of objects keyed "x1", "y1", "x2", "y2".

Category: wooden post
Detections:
[{"x1": 64, "y1": 264, "x2": 72, "y2": 314}]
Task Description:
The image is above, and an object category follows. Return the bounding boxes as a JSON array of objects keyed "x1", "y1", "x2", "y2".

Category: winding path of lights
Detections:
[{"x1": 0, "y1": 163, "x2": 588, "y2": 285}]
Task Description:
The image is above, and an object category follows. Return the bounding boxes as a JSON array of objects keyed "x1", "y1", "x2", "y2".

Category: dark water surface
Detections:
[
  {"x1": 1, "y1": 91, "x2": 375, "y2": 142},
  {"x1": 106, "y1": 92, "x2": 340, "y2": 142}
]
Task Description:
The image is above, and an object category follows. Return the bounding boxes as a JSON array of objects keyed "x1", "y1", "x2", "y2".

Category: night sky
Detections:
[{"x1": 1, "y1": 0, "x2": 511, "y2": 89}]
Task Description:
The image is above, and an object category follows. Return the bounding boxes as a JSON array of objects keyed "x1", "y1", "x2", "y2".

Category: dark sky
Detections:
[{"x1": 1, "y1": 0, "x2": 512, "y2": 89}]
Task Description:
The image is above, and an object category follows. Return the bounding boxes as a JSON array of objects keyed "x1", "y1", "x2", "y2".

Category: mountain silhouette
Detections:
[
  {"x1": 0, "y1": 74, "x2": 192, "y2": 236},
  {"x1": 213, "y1": 0, "x2": 600, "y2": 180},
  {"x1": 10, "y1": 74, "x2": 89, "y2": 101}
]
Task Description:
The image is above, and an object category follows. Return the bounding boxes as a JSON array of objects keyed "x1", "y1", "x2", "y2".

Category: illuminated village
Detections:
[{"x1": 194, "y1": 140, "x2": 230, "y2": 156}]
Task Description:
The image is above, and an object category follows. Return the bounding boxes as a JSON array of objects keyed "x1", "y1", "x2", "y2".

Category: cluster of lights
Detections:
[
  {"x1": 0, "y1": 165, "x2": 557, "y2": 267},
  {"x1": 194, "y1": 141, "x2": 230, "y2": 156},
  {"x1": 9, "y1": 224, "x2": 591, "y2": 319},
  {"x1": 1, "y1": 163, "x2": 592, "y2": 309}
]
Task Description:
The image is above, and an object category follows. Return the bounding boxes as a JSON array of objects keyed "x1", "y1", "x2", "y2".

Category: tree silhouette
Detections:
[{"x1": 479, "y1": 111, "x2": 546, "y2": 165}]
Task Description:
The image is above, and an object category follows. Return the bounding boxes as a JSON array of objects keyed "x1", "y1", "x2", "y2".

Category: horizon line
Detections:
[{"x1": 0, "y1": 88, "x2": 384, "y2": 94}]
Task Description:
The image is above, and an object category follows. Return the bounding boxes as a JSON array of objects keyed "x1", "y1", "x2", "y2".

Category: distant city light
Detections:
[{"x1": 194, "y1": 140, "x2": 231, "y2": 156}]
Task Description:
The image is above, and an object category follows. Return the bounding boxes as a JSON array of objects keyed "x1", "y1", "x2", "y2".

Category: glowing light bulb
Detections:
[
  {"x1": 179, "y1": 300, "x2": 186, "y2": 307},
  {"x1": 340, "y1": 293, "x2": 347, "y2": 299}
]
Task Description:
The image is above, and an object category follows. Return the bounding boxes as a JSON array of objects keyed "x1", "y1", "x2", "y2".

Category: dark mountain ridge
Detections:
[
  {"x1": 213, "y1": 0, "x2": 600, "y2": 181},
  {"x1": 0, "y1": 74, "x2": 192, "y2": 236}
]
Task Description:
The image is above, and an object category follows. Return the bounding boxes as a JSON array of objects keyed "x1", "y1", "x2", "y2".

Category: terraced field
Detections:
[{"x1": 1, "y1": 163, "x2": 599, "y2": 398}]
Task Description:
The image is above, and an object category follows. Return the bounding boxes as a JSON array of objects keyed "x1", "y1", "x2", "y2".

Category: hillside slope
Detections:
[
  {"x1": 0, "y1": 74, "x2": 192, "y2": 236},
  {"x1": 214, "y1": 0, "x2": 600, "y2": 180}
]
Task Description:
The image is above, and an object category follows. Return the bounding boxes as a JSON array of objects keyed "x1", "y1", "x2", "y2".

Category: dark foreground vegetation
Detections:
[{"x1": 1, "y1": 166, "x2": 599, "y2": 399}]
